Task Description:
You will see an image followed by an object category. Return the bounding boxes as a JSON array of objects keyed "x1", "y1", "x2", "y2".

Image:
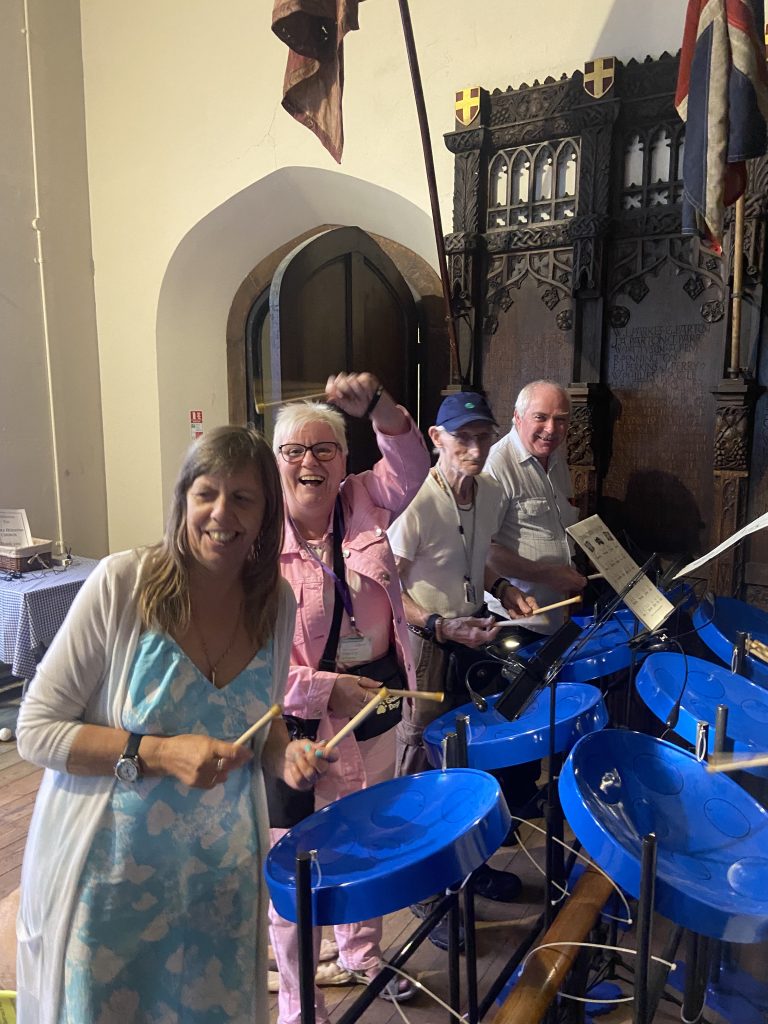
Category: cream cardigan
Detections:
[{"x1": 15, "y1": 550, "x2": 295, "y2": 1024}]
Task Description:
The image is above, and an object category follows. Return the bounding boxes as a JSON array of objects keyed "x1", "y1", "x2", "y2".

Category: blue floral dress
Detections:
[{"x1": 58, "y1": 632, "x2": 275, "y2": 1024}]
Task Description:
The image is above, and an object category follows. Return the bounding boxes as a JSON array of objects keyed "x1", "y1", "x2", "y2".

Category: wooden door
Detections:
[{"x1": 248, "y1": 226, "x2": 419, "y2": 472}]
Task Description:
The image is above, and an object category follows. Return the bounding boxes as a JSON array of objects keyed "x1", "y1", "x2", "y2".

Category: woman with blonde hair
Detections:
[{"x1": 16, "y1": 426, "x2": 334, "y2": 1024}]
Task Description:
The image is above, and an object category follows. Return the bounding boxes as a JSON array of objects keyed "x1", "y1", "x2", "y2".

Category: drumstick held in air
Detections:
[
  {"x1": 707, "y1": 751, "x2": 768, "y2": 773},
  {"x1": 385, "y1": 688, "x2": 445, "y2": 703},
  {"x1": 507, "y1": 595, "x2": 582, "y2": 619},
  {"x1": 254, "y1": 391, "x2": 328, "y2": 414},
  {"x1": 323, "y1": 688, "x2": 389, "y2": 752},
  {"x1": 234, "y1": 703, "x2": 282, "y2": 746}
]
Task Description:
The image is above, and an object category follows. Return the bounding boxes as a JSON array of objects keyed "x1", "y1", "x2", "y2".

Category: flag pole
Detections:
[
  {"x1": 396, "y1": 0, "x2": 464, "y2": 384},
  {"x1": 728, "y1": 192, "x2": 746, "y2": 379}
]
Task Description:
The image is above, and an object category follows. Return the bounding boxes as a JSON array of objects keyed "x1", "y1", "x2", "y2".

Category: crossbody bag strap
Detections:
[{"x1": 318, "y1": 497, "x2": 346, "y2": 673}]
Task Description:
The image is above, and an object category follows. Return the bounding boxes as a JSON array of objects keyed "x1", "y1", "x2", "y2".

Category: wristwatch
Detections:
[
  {"x1": 408, "y1": 613, "x2": 443, "y2": 643},
  {"x1": 115, "y1": 732, "x2": 144, "y2": 783}
]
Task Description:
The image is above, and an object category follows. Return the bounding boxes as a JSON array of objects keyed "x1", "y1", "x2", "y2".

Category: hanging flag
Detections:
[
  {"x1": 675, "y1": 0, "x2": 768, "y2": 249},
  {"x1": 272, "y1": 0, "x2": 360, "y2": 163}
]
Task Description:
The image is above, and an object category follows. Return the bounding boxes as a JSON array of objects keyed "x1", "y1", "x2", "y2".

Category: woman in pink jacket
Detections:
[{"x1": 267, "y1": 372, "x2": 430, "y2": 1024}]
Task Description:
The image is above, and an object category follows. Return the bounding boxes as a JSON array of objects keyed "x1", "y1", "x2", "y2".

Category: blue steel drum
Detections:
[
  {"x1": 422, "y1": 683, "x2": 608, "y2": 770},
  {"x1": 265, "y1": 769, "x2": 510, "y2": 925},
  {"x1": 636, "y1": 653, "x2": 768, "y2": 779},
  {"x1": 559, "y1": 730, "x2": 768, "y2": 943},
  {"x1": 694, "y1": 595, "x2": 768, "y2": 686},
  {"x1": 513, "y1": 610, "x2": 639, "y2": 683}
]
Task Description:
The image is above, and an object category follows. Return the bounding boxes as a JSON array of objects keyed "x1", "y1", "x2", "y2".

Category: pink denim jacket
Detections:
[{"x1": 279, "y1": 413, "x2": 429, "y2": 794}]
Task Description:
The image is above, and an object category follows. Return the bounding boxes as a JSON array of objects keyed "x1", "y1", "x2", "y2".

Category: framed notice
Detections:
[{"x1": 0, "y1": 509, "x2": 33, "y2": 547}]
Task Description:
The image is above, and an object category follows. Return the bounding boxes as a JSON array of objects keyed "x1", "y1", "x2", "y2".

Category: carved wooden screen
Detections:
[{"x1": 446, "y1": 56, "x2": 767, "y2": 599}]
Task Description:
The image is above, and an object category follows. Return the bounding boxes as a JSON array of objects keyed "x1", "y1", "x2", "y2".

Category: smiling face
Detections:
[
  {"x1": 514, "y1": 384, "x2": 570, "y2": 467},
  {"x1": 277, "y1": 420, "x2": 347, "y2": 533},
  {"x1": 185, "y1": 465, "x2": 266, "y2": 579}
]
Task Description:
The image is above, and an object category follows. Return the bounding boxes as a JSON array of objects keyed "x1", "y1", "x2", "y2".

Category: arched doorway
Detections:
[{"x1": 247, "y1": 226, "x2": 419, "y2": 471}]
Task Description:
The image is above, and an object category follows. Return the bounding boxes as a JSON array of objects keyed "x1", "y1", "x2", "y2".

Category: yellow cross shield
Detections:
[
  {"x1": 583, "y1": 57, "x2": 616, "y2": 99},
  {"x1": 455, "y1": 87, "x2": 480, "y2": 128}
]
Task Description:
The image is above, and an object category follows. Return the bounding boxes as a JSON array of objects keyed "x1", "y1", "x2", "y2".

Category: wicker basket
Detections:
[{"x1": 0, "y1": 539, "x2": 53, "y2": 573}]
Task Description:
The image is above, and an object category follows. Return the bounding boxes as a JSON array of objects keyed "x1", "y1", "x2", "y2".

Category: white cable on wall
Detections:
[{"x1": 22, "y1": 0, "x2": 64, "y2": 548}]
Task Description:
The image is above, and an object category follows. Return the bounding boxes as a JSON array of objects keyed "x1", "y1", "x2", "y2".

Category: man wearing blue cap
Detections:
[{"x1": 388, "y1": 391, "x2": 537, "y2": 919}]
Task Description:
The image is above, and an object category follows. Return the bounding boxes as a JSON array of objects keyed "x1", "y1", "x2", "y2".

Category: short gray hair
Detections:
[
  {"x1": 272, "y1": 401, "x2": 348, "y2": 456},
  {"x1": 514, "y1": 380, "x2": 571, "y2": 418}
]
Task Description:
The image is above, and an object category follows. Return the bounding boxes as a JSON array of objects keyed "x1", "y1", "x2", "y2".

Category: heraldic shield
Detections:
[
  {"x1": 455, "y1": 86, "x2": 480, "y2": 127},
  {"x1": 583, "y1": 57, "x2": 615, "y2": 99}
]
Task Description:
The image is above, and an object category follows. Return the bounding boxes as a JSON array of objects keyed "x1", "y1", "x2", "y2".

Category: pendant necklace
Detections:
[{"x1": 193, "y1": 602, "x2": 243, "y2": 686}]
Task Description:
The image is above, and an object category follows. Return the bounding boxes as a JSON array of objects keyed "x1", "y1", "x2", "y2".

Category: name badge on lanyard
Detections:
[
  {"x1": 464, "y1": 578, "x2": 477, "y2": 605},
  {"x1": 337, "y1": 633, "x2": 374, "y2": 666}
]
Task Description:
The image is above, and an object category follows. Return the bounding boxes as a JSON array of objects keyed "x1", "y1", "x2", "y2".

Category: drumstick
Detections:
[
  {"x1": 747, "y1": 639, "x2": 768, "y2": 665},
  {"x1": 323, "y1": 688, "x2": 389, "y2": 752},
  {"x1": 234, "y1": 703, "x2": 282, "y2": 746},
  {"x1": 254, "y1": 391, "x2": 328, "y2": 413},
  {"x1": 507, "y1": 595, "x2": 582, "y2": 620},
  {"x1": 385, "y1": 688, "x2": 445, "y2": 703},
  {"x1": 707, "y1": 751, "x2": 768, "y2": 773},
  {"x1": 587, "y1": 572, "x2": 604, "y2": 581}
]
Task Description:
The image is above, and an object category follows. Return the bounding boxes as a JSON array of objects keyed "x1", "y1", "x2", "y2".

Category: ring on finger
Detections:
[{"x1": 216, "y1": 757, "x2": 225, "y2": 771}]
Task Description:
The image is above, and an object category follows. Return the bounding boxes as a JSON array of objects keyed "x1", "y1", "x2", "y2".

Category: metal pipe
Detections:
[
  {"x1": 296, "y1": 852, "x2": 315, "y2": 1024},
  {"x1": 633, "y1": 834, "x2": 657, "y2": 1024}
]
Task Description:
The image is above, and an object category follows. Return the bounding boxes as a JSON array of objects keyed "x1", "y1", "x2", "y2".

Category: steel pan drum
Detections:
[
  {"x1": 636, "y1": 653, "x2": 768, "y2": 779},
  {"x1": 694, "y1": 595, "x2": 768, "y2": 686},
  {"x1": 265, "y1": 768, "x2": 510, "y2": 925},
  {"x1": 422, "y1": 683, "x2": 607, "y2": 770},
  {"x1": 511, "y1": 611, "x2": 639, "y2": 683},
  {"x1": 559, "y1": 730, "x2": 768, "y2": 943}
]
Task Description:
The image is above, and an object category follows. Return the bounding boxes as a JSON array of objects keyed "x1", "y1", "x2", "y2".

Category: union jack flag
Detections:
[{"x1": 675, "y1": 0, "x2": 768, "y2": 249}]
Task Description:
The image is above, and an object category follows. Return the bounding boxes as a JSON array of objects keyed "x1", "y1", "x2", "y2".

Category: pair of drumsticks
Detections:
[{"x1": 233, "y1": 686, "x2": 444, "y2": 749}]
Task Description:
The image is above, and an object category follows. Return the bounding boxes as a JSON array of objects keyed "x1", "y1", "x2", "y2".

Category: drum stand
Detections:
[{"x1": 292, "y1": 800, "x2": 481, "y2": 1024}]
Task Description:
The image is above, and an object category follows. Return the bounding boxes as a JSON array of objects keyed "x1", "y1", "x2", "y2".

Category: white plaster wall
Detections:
[
  {"x1": 79, "y1": 0, "x2": 687, "y2": 551},
  {"x1": 0, "y1": 0, "x2": 106, "y2": 558}
]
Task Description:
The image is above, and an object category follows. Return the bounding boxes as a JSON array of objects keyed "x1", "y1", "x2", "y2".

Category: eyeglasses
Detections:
[
  {"x1": 278, "y1": 441, "x2": 342, "y2": 464},
  {"x1": 445, "y1": 429, "x2": 497, "y2": 447}
]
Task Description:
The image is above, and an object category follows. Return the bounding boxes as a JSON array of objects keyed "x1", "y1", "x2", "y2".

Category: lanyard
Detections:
[
  {"x1": 434, "y1": 466, "x2": 477, "y2": 599},
  {"x1": 290, "y1": 500, "x2": 358, "y2": 630}
]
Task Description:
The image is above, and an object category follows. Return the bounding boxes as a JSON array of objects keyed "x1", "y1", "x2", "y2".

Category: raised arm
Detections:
[{"x1": 326, "y1": 372, "x2": 429, "y2": 516}]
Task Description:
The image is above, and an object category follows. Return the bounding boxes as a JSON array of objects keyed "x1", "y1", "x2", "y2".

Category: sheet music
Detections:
[
  {"x1": 672, "y1": 510, "x2": 768, "y2": 580},
  {"x1": 567, "y1": 515, "x2": 674, "y2": 631}
]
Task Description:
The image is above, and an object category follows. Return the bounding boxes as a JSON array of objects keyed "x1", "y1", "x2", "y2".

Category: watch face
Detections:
[{"x1": 115, "y1": 756, "x2": 140, "y2": 783}]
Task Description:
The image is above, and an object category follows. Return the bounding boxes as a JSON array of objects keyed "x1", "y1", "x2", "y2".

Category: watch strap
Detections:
[{"x1": 122, "y1": 732, "x2": 143, "y2": 759}]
